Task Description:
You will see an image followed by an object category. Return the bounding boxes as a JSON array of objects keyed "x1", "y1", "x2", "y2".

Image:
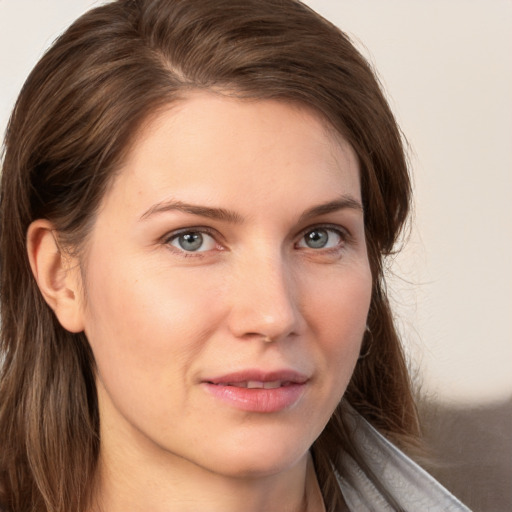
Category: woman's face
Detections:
[{"x1": 78, "y1": 92, "x2": 372, "y2": 478}]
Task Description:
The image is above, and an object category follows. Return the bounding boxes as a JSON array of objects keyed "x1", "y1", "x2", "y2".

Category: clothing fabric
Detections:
[{"x1": 336, "y1": 409, "x2": 472, "y2": 511}]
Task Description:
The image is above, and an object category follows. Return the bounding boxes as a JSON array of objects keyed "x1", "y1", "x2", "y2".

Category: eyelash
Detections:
[
  {"x1": 295, "y1": 224, "x2": 350, "y2": 252},
  {"x1": 163, "y1": 227, "x2": 220, "y2": 257},
  {"x1": 162, "y1": 224, "x2": 351, "y2": 257}
]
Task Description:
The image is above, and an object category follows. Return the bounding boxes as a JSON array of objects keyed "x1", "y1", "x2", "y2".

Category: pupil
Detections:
[
  {"x1": 179, "y1": 232, "x2": 203, "y2": 251},
  {"x1": 306, "y1": 229, "x2": 328, "y2": 248}
]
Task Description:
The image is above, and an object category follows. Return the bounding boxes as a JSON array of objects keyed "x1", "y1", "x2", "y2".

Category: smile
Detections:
[
  {"x1": 203, "y1": 370, "x2": 309, "y2": 413},
  {"x1": 211, "y1": 380, "x2": 291, "y2": 389}
]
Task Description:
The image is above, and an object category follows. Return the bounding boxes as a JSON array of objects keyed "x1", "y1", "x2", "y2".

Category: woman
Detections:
[{"x1": 0, "y1": 1, "x2": 471, "y2": 511}]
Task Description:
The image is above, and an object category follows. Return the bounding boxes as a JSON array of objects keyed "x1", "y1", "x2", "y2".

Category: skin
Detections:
[{"x1": 29, "y1": 92, "x2": 372, "y2": 512}]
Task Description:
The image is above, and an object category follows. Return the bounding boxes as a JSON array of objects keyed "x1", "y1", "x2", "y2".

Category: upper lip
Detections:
[{"x1": 203, "y1": 369, "x2": 309, "y2": 385}]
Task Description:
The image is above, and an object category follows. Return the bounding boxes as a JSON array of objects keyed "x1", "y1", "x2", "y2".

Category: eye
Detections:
[
  {"x1": 297, "y1": 227, "x2": 344, "y2": 250},
  {"x1": 167, "y1": 230, "x2": 217, "y2": 253}
]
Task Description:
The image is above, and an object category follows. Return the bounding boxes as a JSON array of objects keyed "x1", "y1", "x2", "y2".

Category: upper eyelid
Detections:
[
  {"x1": 162, "y1": 226, "x2": 221, "y2": 243},
  {"x1": 162, "y1": 228, "x2": 221, "y2": 257},
  {"x1": 294, "y1": 224, "x2": 354, "y2": 252},
  {"x1": 296, "y1": 223, "x2": 351, "y2": 240}
]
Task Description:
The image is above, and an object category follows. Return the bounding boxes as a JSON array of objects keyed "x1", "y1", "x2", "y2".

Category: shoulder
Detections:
[{"x1": 336, "y1": 408, "x2": 472, "y2": 511}]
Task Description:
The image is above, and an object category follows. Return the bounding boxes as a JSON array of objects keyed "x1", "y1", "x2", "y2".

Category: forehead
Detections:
[{"x1": 105, "y1": 91, "x2": 360, "y2": 218}]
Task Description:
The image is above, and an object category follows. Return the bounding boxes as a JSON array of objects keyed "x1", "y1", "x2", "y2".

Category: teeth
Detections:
[
  {"x1": 221, "y1": 380, "x2": 283, "y2": 389},
  {"x1": 247, "y1": 381, "x2": 265, "y2": 389}
]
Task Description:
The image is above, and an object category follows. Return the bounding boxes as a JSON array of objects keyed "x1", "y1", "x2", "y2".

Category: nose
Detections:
[{"x1": 227, "y1": 250, "x2": 301, "y2": 343}]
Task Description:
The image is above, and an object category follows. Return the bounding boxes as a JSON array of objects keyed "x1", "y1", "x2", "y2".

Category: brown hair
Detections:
[{"x1": 0, "y1": 1, "x2": 417, "y2": 510}]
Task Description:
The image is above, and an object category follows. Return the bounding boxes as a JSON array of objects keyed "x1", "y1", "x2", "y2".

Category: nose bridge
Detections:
[{"x1": 228, "y1": 245, "x2": 299, "y2": 341}]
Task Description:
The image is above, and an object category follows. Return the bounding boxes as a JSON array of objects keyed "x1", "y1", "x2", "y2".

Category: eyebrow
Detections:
[
  {"x1": 140, "y1": 199, "x2": 244, "y2": 223},
  {"x1": 139, "y1": 195, "x2": 363, "y2": 223},
  {"x1": 298, "y1": 195, "x2": 363, "y2": 223}
]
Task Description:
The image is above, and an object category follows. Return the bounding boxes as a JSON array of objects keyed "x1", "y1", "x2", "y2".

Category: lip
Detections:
[{"x1": 202, "y1": 369, "x2": 309, "y2": 413}]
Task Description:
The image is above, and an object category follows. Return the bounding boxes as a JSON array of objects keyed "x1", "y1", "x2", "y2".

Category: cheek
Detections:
[
  {"x1": 310, "y1": 260, "x2": 371, "y2": 324},
  {"x1": 80, "y1": 255, "x2": 225, "y2": 397},
  {"x1": 306, "y1": 262, "x2": 372, "y2": 380}
]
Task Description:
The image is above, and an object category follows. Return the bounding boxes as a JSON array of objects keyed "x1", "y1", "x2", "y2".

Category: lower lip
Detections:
[{"x1": 203, "y1": 382, "x2": 306, "y2": 413}]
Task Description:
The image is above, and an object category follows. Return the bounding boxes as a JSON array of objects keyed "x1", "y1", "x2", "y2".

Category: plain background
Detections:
[{"x1": 1, "y1": 1, "x2": 511, "y2": 510}]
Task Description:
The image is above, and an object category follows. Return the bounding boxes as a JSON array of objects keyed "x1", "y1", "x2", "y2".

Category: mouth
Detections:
[
  {"x1": 202, "y1": 370, "x2": 309, "y2": 413},
  {"x1": 209, "y1": 380, "x2": 294, "y2": 389}
]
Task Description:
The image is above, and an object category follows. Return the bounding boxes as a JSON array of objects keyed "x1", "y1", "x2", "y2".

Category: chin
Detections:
[
  {"x1": 194, "y1": 426, "x2": 314, "y2": 479},
  {"x1": 209, "y1": 453, "x2": 306, "y2": 480}
]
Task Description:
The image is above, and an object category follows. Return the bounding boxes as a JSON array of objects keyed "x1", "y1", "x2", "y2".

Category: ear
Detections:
[{"x1": 26, "y1": 219, "x2": 85, "y2": 333}]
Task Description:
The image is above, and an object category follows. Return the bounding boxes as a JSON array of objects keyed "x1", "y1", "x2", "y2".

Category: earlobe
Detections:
[{"x1": 26, "y1": 219, "x2": 85, "y2": 333}]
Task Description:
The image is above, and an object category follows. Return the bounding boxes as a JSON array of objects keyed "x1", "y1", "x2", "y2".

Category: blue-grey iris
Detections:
[
  {"x1": 305, "y1": 229, "x2": 328, "y2": 249},
  {"x1": 178, "y1": 232, "x2": 203, "y2": 251}
]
